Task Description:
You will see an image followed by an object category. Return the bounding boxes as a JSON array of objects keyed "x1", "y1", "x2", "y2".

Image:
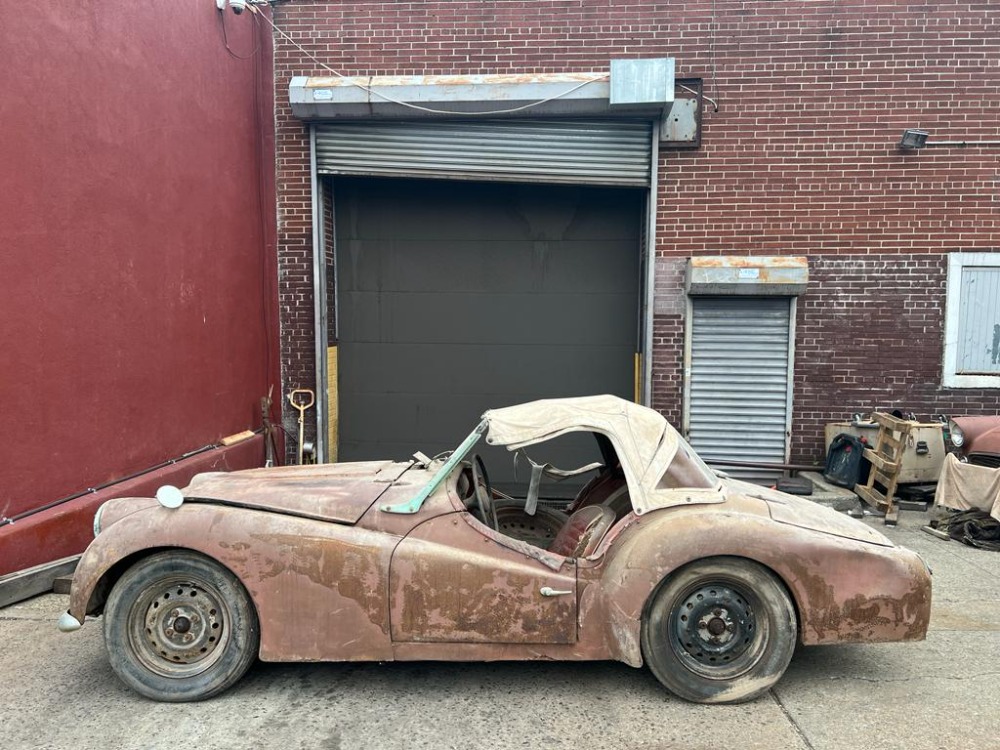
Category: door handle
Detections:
[{"x1": 540, "y1": 586, "x2": 572, "y2": 597}]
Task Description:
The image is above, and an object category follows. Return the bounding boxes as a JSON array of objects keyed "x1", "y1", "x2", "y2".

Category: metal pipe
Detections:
[
  {"x1": 641, "y1": 120, "x2": 659, "y2": 407},
  {"x1": 0, "y1": 435, "x2": 261, "y2": 528},
  {"x1": 309, "y1": 124, "x2": 329, "y2": 463},
  {"x1": 784, "y1": 298, "x2": 797, "y2": 465},
  {"x1": 706, "y1": 458, "x2": 824, "y2": 472},
  {"x1": 924, "y1": 141, "x2": 1000, "y2": 148}
]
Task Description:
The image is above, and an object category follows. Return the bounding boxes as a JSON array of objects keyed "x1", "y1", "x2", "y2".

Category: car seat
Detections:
[{"x1": 548, "y1": 505, "x2": 616, "y2": 558}]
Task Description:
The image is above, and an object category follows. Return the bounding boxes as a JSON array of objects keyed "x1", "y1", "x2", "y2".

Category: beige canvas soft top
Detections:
[{"x1": 483, "y1": 395, "x2": 722, "y2": 514}]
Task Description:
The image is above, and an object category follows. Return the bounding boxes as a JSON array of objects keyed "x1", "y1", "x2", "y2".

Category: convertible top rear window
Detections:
[{"x1": 656, "y1": 436, "x2": 717, "y2": 490}]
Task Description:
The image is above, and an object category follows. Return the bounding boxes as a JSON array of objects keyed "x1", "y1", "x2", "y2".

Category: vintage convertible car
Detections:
[{"x1": 58, "y1": 396, "x2": 931, "y2": 704}]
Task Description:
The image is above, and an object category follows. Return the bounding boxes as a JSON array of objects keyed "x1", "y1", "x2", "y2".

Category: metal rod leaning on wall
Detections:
[{"x1": 0, "y1": 434, "x2": 262, "y2": 528}]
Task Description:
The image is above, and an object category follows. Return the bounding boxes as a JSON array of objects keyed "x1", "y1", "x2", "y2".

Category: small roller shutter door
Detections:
[
  {"x1": 687, "y1": 297, "x2": 793, "y2": 483},
  {"x1": 315, "y1": 119, "x2": 652, "y2": 187},
  {"x1": 956, "y1": 265, "x2": 1000, "y2": 374}
]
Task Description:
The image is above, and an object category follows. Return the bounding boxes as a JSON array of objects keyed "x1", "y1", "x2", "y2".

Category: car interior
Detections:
[{"x1": 453, "y1": 431, "x2": 633, "y2": 559}]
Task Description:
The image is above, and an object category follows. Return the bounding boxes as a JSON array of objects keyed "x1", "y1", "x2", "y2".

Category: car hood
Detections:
[
  {"x1": 183, "y1": 461, "x2": 424, "y2": 524},
  {"x1": 723, "y1": 478, "x2": 893, "y2": 547}
]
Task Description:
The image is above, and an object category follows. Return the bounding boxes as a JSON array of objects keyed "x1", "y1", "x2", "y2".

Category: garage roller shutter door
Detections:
[
  {"x1": 688, "y1": 297, "x2": 792, "y2": 484},
  {"x1": 315, "y1": 119, "x2": 652, "y2": 187}
]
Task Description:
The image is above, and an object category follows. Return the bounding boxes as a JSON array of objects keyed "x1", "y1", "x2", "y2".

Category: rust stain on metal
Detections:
[
  {"x1": 690, "y1": 256, "x2": 808, "y2": 269},
  {"x1": 65, "y1": 395, "x2": 931, "y2": 696},
  {"x1": 305, "y1": 72, "x2": 608, "y2": 89},
  {"x1": 389, "y1": 513, "x2": 576, "y2": 644},
  {"x1": 183, "y1": 461, "x2": 417, "y2": 524}
]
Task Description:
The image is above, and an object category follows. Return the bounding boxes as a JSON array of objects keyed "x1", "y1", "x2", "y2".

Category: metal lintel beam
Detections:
[{"x1": 290, "y1": 63, "x2": 675, "y2": 120}]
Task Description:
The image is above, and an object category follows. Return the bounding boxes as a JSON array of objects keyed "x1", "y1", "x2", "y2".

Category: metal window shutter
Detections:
[
  {"x1": 957, "y1": 265, "x2": 1000, "y2": 374},
  {"x1": 315, "y1": 119, "x2": 652, "y2": 186},
  {"x1": 688, "y1": 297, "x2": 792, "y2": 484}
]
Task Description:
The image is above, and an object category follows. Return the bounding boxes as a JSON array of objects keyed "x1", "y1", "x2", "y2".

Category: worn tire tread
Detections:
[
  {"x1": 641, "y1": 556, "x2": 797, "y2": 704},
  {"x1": 103, "y1": 550, "x2": 259, "y2": 702}
]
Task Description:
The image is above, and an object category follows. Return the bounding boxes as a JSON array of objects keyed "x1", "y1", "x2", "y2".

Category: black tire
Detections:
[
  {"x1": 493, "y1": 500, "x2": 568, "y2": 549},
  {"x1": 103, "y1": 550, "x2": 259, "y2": 702},
  {"x1": 641, "y1": 557, "x2": 796, "y2": 704}
]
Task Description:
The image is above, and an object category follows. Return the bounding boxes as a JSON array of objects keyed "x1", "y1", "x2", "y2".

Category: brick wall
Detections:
[
  {"x1": 271, "y1": 1, "x2": 1000, "y2": 457},
  {"x1": 793, "y1": 254, "x2": 1000, "y2": 462}
]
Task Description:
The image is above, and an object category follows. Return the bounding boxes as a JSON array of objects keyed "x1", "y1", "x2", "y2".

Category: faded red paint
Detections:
[
  {"x1": 66, "y1": 458, "x2": 930, "y2": 668},
  {"x1": 389, "y1": 512, "x2": 578, "y2": 644},
  {"x1": 184, "y1": 461, "x2": 413, "y2": 524},
  {"x1": 0, "y1": 1, "x2": 278, "y2": 566},
  {"x1": 597, "y1": 492, "x2": 932, "y2": 656},
  {"x1": 950, "y1": 415, "x2": 1000, "y2": 462}
]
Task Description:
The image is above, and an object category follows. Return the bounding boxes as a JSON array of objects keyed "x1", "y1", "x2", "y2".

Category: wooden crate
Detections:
[{"x1": 854, "y1": 411, "x2": 913, "y2": 526}]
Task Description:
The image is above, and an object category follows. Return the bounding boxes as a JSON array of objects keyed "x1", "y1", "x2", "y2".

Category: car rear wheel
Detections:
[
  {"x1": 103, "y1": 550, "x2": 259, "y2": 702},
  {"x1": 641, "y1": 557, "x2": 796, "y2": 704}
]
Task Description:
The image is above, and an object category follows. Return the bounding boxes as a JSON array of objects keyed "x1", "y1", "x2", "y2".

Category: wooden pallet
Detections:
[{"x1": 854, "y1": 412, "x2": 913, "y2": 526}]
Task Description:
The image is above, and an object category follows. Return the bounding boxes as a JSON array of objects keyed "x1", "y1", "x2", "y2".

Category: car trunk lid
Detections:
[{"x1": 724, "y1": 478, "x2": 894, "y2": 547}]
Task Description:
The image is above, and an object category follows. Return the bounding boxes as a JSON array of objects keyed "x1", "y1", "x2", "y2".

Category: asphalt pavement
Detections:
[{"x1": 2, "y1": 511, "x2": 998, "y2": 750}]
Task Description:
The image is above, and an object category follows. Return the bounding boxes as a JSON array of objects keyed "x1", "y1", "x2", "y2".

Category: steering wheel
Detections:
[{"x1": 470, "y1": 454, "x2": 498, "y2": 530}]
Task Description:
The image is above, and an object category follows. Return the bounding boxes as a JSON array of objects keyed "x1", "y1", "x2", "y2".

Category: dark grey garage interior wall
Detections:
[{"x1": 334, "y1": 177, "x2": 642, "y2": 487}]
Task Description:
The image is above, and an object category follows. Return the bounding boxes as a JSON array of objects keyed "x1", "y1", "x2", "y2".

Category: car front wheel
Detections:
[
  {"x1": 103, "y1": 550, "x2": 259, "y2": 702},
  {"x1": 641, "y1": 557, "x2": 796, "y2": 704}
]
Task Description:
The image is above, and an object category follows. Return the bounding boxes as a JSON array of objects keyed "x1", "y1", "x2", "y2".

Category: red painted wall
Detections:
[
  {"x1": 271, "y1": 0, "x2": 1000, "y2": 463},
  {"x1": 0, "y1": 1, "x2": 278, "y2": 567}
]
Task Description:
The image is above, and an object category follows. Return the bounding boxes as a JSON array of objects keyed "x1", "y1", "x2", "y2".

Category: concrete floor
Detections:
[{"x1": 2, "y1": 512, "x2": 999, "y2": 750}]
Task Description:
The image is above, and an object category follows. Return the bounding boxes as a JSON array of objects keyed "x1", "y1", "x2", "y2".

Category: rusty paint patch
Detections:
[
  {"x1": 67, "y1": 422, "x2": 930, "y2": 681},
  {"x1": 689, "y1": 255, "x2": 808, "y2": 269},
  {"x1": 183, "y1": 461, "x2": 422, "y2": 525},
  {"x1": 390, "y1": 513, "x2": 577, "y2": 645}
]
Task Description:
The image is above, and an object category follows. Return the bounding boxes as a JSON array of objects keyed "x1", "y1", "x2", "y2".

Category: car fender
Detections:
[
  {"x1": 69, "y1": 501, "x2": 397, "y2": 662},
  {"x1": 593, "y1": 504, "x2": 931, "y2": 665}
]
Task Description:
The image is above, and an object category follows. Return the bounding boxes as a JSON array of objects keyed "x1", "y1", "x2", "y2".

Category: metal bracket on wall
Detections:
[{"x1": 661, "y1": 78, "x2": 702, "y2": 149}]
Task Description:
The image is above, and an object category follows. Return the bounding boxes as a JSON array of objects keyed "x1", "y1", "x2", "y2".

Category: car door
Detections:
[{"x1": 388, "y1": 512, "x2": 577, "y2": 644}]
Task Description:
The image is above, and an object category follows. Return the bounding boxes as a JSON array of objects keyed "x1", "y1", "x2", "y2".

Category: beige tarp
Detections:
[{"x1": 934, "y1": 453, "x2": 1000, "y2": 522}]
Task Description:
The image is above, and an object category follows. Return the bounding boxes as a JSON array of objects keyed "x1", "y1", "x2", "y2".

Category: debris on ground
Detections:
[{"x1": 925, "y1": 508, "x2": 1000, "y2": 551}]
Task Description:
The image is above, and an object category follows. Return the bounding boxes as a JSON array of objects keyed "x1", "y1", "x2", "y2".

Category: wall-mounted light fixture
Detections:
[
  {"x1": 898, "y1": 128, "x2": 1000, "y2": 150},
  {"x1": 898, "y1": 129, "x2": 929, "y2": 150}
]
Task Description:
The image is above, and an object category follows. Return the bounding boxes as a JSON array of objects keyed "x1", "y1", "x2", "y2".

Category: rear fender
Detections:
[{"x1": 596, "y1": 507, "x2": 931, "y2": 665}]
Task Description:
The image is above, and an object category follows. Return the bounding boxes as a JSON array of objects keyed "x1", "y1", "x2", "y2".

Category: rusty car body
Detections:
[
  {"x1": 59, "y1": 395, "x2": 931, "y2": 704},
  {"x1": 945, "y1": 415, "x2": 1000, "y2": 468}
]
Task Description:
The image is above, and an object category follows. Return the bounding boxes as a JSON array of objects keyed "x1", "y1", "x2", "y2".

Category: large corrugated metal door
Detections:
[
  {"x1": 687, "y1": 297, "x2": 793, "y2": 483},
  {"x1": 335, "y1": 177, "x2": 642, "y2": 489},
  {"x1": 316, "y1": 119, "x2": 652, "y2": 187}
]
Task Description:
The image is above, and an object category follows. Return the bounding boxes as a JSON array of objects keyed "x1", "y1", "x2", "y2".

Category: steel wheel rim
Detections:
[
  {"x1": 127, "y1": 575, "x2": 229, "y2": 678},
  {"x1": 667, "y1": 578, "x2": 768, "y2": 680}
]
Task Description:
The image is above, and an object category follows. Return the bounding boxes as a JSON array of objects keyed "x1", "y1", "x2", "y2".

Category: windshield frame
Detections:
[{"x1": 380, "y1": 420, "x2": 486, "y2": 514}]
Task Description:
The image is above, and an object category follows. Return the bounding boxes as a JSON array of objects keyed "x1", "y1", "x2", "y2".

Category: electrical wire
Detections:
[
  {"x1": 246, "y1": 3, "x2": 607, "y2": 116},
  {"x1": 249, "y1": 7, "x2": 277, "y2": 434},
  {"x1": 678, "y1": 83, "x2": 719, "y2": 112},
  {"x1": 218, "y1": 4, "x2": 261, "y2": 59},
  {"x1": 214, "y1": 4, "x2": 279, "y2": 438},
  {"x1": 710, "y1": 0, "x2": 721, "y2": 111}
]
